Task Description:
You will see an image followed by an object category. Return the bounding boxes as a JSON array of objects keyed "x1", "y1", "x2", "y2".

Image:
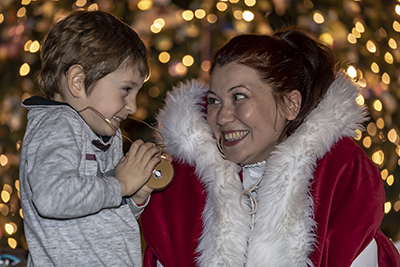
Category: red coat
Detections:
[
  {"x1": 142, "y1": 137, "x2": 400, "y2": 266},
  {"x1": 141, "y1": 76, "x2": 400, "y2": 266}
]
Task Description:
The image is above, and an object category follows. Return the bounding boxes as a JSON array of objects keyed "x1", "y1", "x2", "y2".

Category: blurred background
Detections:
[{"x1": 0, "y1": 0, "x2": 399, "y2": 256}]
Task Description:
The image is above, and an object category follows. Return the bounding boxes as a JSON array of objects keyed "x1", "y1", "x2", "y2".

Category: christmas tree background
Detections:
[{"x1": 0, "y1": 0, "x2": 400, "y2": 253}]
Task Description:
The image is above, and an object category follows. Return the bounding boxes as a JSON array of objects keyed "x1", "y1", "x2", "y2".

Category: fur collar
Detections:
[{"x1": 156, "y1": 72, "x2": 367, "y2": 266}]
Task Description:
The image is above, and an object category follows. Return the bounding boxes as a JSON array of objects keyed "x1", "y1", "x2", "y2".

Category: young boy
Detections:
[{"x1": 19, "y1": 10, "x2": 160, "y2": 266}]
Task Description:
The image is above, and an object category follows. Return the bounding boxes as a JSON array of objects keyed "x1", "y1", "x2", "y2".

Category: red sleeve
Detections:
[
  {"x1": 310, "y1": 137, "x2": 387, "y2": 266},
  {"x1": 141, "y1": 161, "x2": 206, "y2": 267}
]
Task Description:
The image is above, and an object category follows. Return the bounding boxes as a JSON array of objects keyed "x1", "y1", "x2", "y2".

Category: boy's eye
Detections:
[{"x1": 123, "y1": 87, "x2": 132, "y2": 93}]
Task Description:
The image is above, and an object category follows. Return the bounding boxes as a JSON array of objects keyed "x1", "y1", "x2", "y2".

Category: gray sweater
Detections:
[{"x1": 19, "y1": 97, "x2": 146, "y2": 266}]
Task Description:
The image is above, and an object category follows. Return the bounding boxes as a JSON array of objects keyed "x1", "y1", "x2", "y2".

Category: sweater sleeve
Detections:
[{"x1": 25, "y1": 111, "x2": 122, "y2": 219}]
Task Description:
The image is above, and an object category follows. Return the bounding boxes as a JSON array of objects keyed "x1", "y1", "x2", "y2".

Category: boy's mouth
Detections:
[{"x1": 112, "y1": 115, "x2": 123, "y2": 123}]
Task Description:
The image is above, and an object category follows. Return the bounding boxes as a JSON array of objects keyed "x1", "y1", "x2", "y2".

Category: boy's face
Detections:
[{"x1": 80, "y1": 65, "x2": 145, "y2": 136}]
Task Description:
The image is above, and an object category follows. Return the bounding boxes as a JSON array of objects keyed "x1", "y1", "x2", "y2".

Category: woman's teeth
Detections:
[{"x1": 224, "y1": 131, "x2": 249, "y2": 141}]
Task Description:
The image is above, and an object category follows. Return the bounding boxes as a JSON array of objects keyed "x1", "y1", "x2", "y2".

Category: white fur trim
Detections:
[{"x1": 156, "y1": 73, "x2": 367, "y2": 266}]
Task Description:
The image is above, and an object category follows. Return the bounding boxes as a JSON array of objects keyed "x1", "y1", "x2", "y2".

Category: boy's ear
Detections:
[
  {"x1": 67, "y1": 65, "x2": 86, "y2": 98},
  {"x1": 285, "y1": 90, "x2": 302, "y2": 121}
]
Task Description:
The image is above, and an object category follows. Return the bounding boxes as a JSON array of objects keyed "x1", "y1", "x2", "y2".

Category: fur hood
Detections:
[{"x1": 156, "y1": 72, "x2": 367, "y2": 266}]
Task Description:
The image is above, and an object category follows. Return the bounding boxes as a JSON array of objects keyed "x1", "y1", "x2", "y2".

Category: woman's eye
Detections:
[
  {"x1": 207, "y1": 97, "x2": 220, "y2": 104},
  {"x1": 234, "y1": 93, "x2": 246, "y2": 101}
]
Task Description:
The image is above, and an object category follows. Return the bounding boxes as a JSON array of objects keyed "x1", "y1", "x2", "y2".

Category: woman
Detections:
[{"x1": 141, "y1": 29, "x2": 400, "y2": 266}]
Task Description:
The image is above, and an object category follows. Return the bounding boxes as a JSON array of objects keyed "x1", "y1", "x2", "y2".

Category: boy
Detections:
[{"x1": 19, "y1": 10, "x2": 160, "y2": 266}]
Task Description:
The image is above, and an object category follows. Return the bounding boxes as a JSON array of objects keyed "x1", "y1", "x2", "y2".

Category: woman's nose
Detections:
[{"x1": 216, "y1": 104, "x2": 235, "y2": 125}]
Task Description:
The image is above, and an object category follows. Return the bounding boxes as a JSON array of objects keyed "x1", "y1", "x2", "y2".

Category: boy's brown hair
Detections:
[{"x1": 38, "y1": 10, "x2": 149, "y2": 99}]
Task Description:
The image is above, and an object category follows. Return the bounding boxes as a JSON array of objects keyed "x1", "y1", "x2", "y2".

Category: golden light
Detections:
[
  {"x1": 319, "y1": 33, "x2": 333, "y2": 46},
  {"x1": 347, "y1": 66, "x2": 357, "y2": 78},
  {"x1": 396, "y1": 5, "x2": 400, "y2": 15},
  {"x1": 20, "y1": 63, "x2": 30, "y2": 76},
  {"x1": 347, "y1": 33, "x2": 357, "y2": 44},
  {"x1": 158, "y1": 52, "x2": 170, "y2": 63},
  {"x1": 137, "y1": 0, "x2": 152, "y2": 10},
  {"x1": 88, "y1": 3, "x2": 98, "y2": 11},
  {"x1": 8, "y1": 238, "x2": 17, "y2": 249},
  {"x1": 75, "y1": 0, "x2": 87, "y2": 7},
  {"x1": 157, "y1": 39, "x2": 173, "y2": 51},
  {"x1": 355, "y1": 94, "x2": 365, "y2": 106},
  {"x1": 0, "y1": 204, "x2": 9, "y2": 216},
  {"x1": 381, "y1": 169, "x2": 388, "y2": 180},
  {"x1": 19, "y1": 209, "x2": 23, "y2": 219},
  {"x1": 216, "y1": 2, "x2": 228, "y2": 12},
  {"x1": 372, "y1": 150, "x2": 384, "y2": 165},
  {"x1": 153, "y1": 18, "x2": 165, "y2": 29},
  {"x1": 366, "y1": 40, "x2": 376, "y2": 53},
  {"x1": 182, "y1": 10, "x2": 194, "y2": 21},
  {"x1": 0, "y1": 14, "x2": 4, "y2": 24},
  {"x1": 0, "y1": 154, "x2": 8, "y2": 166},
  {"x1": 363, "y1": 136, "x2": 372, "y2": 148},
  {"x1": 15, "y1": 180, "x2": 20, "y2": 191},
  {"x1": 229, "y1": 0, "x2": 240, "y2": 3},
  {"x1": 313, "y1": 12, "x2": 324, "y2": 24},
  {"x1": 201, "y1": 60, "x2": 211, "y2": 72},
  {"x1": 388, "y1": 129, "x2": 398, "y2": 143},
  {"x1": 393, "y1": 20, "x2": 400, "y2": 32},
  {"x1": 388, "y1": 38, "x2": 397, "y2": 49},
  {"x1": 354, "y1": 129, "x2": 362, "y2": 141},
  {"x1": 175, "y1": 63, "x2": 187, "y2": 75},
  {"x1": 396, "y1": 145, "x2": 400, "y2": 157},
  {"x1": 3, "y1": 184, "x2": 12, "y2": 194},
  {"x1": 242, "y1": 10, "x2": 254, "y2": 22},
  {"x1": 233, "y1": 10, "x2": 243, "y2": 20},
  {"x1": 376, "y1": 118, "x2": 384, "y2": 129},
  {"x1": 358, "y1": 77, "x2": 367, "y2": 88},
  {"x1": 21, "y1": 0, "x2": 32, "y2": 5},
  {"x1": 148, "y1": 87, "x2": 160, "y2": 98},
  {"x1": 244, "y1": 0, "x2": 256, "y2": 7},
  {"x1": 30, "y1": 40, "x2": 40, "y2": 53},
  {"x1": 371, "y1": 62, "x2": 379, "y2": 73},
  {"x1": 207, "y1": 14, "x2": 218, "y2": 24},
  {"x1": 351, "y1": 28, "x2": 361, "y2": 38},
  {"x1": 355, "y1": 21, "x2": 365, "y2": 33},
  {"x1": 5, "y1": 223, "x2": 14, "y2": 235},
  {"x1": 384, "y1": 52, "x2": 393, "y2": 64},
  {"x1": 182, "y1": 55, "x2": 194, "y2": 67},
  {"x1": 384, "y1": 202, "x2": 391, "y2": 213},
  {"x1": 17, "y1": 7, "x2": 26, "y2": 18},
  {"x1": 394, "y1": 201, "x2": 400, "y2": 212},
  {"x1": 150, "y1": 24, "x2": 162, "y2": 34},
  {"x1": 367, "y1": 122, "x2": 377, "y2": 136},
  {"x1": 195, "y1": 9, "x2": 206, "y2": 19},
  {"x1": 1, "y1": 190, "x2": 10, "y2": 203},
  {"x1": 387, "y1": 175, "x2": 394, "y2": 186},
  {"x1": 24, "y1": 40, "x2": 32, "y2": 51},
  {"x1": 373, "y1": 99, "x2": 382, "y2": 111},
  {"x1": 382, "y1": 72, "x2": 390, "y2": 84}
]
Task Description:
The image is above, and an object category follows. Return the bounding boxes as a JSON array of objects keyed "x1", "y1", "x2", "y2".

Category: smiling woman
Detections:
[{"x1": 141, "y1": 29, "x2": 400, "y2": 267}]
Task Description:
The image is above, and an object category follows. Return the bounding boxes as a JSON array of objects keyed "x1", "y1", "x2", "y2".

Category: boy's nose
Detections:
[{"x1": 125, "y1": 98, "x2": 137, "y2": 114}]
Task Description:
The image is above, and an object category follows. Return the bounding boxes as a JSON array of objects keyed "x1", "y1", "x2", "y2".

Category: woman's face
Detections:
[{"x1": 207, "y1": 63, "x2": 291, "y2": 165}]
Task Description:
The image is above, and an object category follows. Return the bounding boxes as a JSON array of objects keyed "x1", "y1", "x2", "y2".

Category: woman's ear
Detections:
[
  {"x1": 285, "y1": 90, "x2": 302, "y2": 121},
  {"x1": 67, "y1": 65, "x2": 86, "y2": 98}
]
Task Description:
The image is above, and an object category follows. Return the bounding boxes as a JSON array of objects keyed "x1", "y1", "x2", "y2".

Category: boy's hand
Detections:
[
  {"x1": 131, "y1": 184, "x2": 154, "y2": 205},
  {"x1": 115, "y1": 140, "x2": 161, "y2": 197}
]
